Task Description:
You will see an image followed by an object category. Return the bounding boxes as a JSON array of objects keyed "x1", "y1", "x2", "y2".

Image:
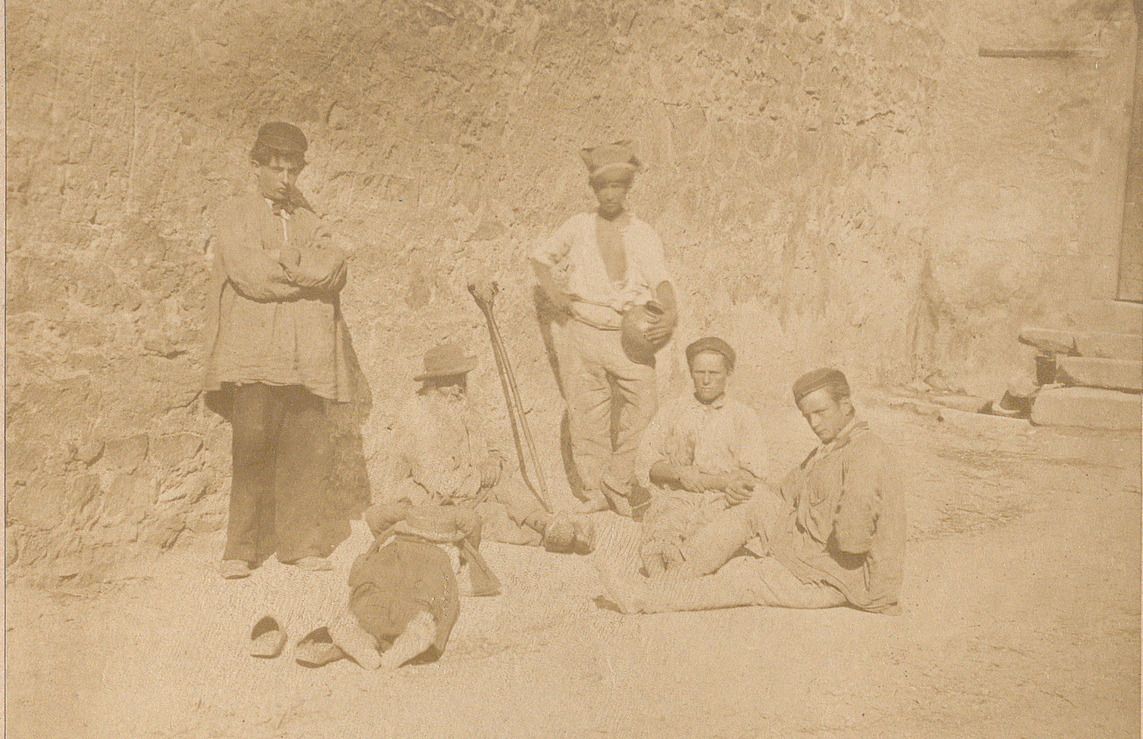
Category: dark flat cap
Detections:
[
  {"x1": 256, "y1": 122, "x2": 308, "y2": 154},
  {"x1": 792, "y1": 367, "x2": 850, "y2": 404},
  {"x1": 685, "y1": 337, "x2": 736, "y2": 370}
]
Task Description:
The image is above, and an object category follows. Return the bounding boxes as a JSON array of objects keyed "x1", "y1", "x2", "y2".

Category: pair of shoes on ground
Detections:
[
  {"x1": 220, "y1": 556, "x2": 332, "y2": 579},
  {"x1": 250, "y1": 617, "x2": 381, "y2": 669}
]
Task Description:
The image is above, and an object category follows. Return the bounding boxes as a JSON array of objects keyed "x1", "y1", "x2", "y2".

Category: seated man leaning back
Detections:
[
  {"x1": 378, "y1": 342, "x2": 596, "y2": 555},
  {"x1": 636, "y1": 337, "x2": 770, "y2": 576},
  {"x1": 603, "y1": 368, "x2": 905, "y2": 615}
]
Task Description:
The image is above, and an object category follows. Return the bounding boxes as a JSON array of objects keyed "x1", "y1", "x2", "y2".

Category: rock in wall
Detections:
[{"x1": 6, "y1": 0, "x2": 1136, "y2": 581}]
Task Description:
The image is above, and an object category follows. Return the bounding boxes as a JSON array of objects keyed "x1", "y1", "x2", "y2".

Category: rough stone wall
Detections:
[{"x1": 6, "y1": 0, "x2": 1136, "y2": 580}]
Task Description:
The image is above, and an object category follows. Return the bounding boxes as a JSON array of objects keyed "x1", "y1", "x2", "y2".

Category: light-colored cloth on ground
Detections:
[
  {"x1": 203, "y1": 191, "x2": 356, "y2": 402},
  {"x1": 532, "y1": 211, "x2": 671, "y2": 331},
  {"x1": 635, "y1": 393, "x2": 770, "y2": 569},
  {"x1": 653, "y1": 418, "x2": 904, "y2": 614},
  {"x1": 379, "y1": 393, "x2": 545, "y2": 546}
]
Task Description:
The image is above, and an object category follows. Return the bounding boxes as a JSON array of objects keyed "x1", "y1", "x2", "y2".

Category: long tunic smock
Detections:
[{"x1": 203, "y1": 191, "x2": 355, "y2": 403}]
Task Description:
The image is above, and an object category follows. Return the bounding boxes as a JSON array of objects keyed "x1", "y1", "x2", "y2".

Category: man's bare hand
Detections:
[
  {"x1": 643, "y1": 308, "x2": 677, "y2": 344},
  {"x1": 677, "y1": 467, "x2": 707, "y2": 494},
  {"x1": 480, "y1": 458, "x2": 502, "y2": 489},
  {"x1": 724, "y1": 472, "x2": 757, "y2": 504}
]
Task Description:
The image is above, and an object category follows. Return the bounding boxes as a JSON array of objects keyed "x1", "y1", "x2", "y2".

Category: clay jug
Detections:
[{"x1": 621, "y1": 301, "x2": 671, "y2": 366}]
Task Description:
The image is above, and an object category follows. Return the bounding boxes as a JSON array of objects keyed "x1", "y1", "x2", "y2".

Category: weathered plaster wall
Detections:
[
  {"x1": 923, "y1": 0, "x2": 1137, "y2": 391},
  {"x1": 6, "y1": 0, "x2": 1135, "y2": 580}
]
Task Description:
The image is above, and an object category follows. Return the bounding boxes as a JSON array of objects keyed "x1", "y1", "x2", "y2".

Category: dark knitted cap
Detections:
[
  {"x1": 685, "y1": 337, "x2": 736, "y2": 371},
  {"x1": 255, "y1": 122, "x2": 308, "y2": 154},
  {"x1": 792, "y1": 367, "x2": 850, "y2": 404},
  {"x1": 580, "y1": 140, "x2": 642, "y2": 181}
]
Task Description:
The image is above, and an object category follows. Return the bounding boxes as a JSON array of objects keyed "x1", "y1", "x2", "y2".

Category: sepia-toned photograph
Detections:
[{"x1": 5, "y1": 0, "x2": 1141, "y2": 737}]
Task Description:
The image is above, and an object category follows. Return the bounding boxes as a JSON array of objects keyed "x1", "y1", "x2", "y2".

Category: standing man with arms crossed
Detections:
[
  {"x1": 204, "y1": 122, "x2": 358, "y2": 579},
  {"x1": 531, "y1": 141, "x2": 677, "y2": 516}
]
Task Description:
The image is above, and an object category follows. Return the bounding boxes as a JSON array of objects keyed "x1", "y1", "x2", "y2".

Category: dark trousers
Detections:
[{"x1": 223, "y1": 383, "x2": 338, "y2": 563}]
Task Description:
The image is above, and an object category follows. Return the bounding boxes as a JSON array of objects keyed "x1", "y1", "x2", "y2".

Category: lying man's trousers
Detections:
[{"x1": 642, "y1": 492, "x2": 846, "y2": 612}]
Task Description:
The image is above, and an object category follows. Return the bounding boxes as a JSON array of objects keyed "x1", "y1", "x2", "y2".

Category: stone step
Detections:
[
  {"x1": 1019, "y1": 327, "x2": 1142, "y2": 360},
  {"x1": 1056, "y1": 357, "x2": 1143, "y2": 392},
  {"x1": 1061, "y1": 299, "x2": 1142, "y2": 336},
  {"x1": 1018, "y1": 327, "x2": 1075, "y2": 354},
  {"x1": 1030, "y1": 387, "x2": 1142, "y2": 429},
  {"x1": 1074, "y1": 331, "x2": 1143, "y2": 360}
]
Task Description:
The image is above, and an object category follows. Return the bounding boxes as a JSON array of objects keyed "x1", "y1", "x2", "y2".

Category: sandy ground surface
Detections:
[{"x1": 7, "y1": 401, "x2": 1141, "y2": 739}]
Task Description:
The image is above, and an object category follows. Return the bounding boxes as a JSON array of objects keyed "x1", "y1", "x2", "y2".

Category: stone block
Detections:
[
  {"x1": 1056, "y1": 357, "x2": 1143, "y2": 392},
  {"x1": 103, "y1": 434, "x2": 150, "y2": 473},
  {"x1": 1031, "y1": 387, "x2": 1142, "y2": 429},
  {"x1": 1062, "y1": 300, "x2": 1142, "y2": 335},
  {"x1": 937, "y1": 407, "x2": 1031, "y2": 435},
  {"x1": 931, "y1": 395, "x2": 990, "y2": 413},
  {"x1": 1074, "y1": 332, "x2": 1143, "y2": 361},
  {"x1": 66, "y1": 474, "x2": 101, "y2": 514},
  {"x1": 8, "y1": 475, "x2": 67, "y2": 530},
  {"x1": 150, "y1": 433, "x2": 204, "y2": 471},
  {"x1": 1018, "y1": 327, "x2": 1075, "y2": 354}
]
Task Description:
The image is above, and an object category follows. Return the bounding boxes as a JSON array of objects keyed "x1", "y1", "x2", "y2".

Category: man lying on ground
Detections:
[
  {"x1": 602, "y1": 368, "x2": 905, "y2": 615},
  {"x1": 293, "y1": 505, "x2": 494, "y2": 669},
  {"x1": 378, "y1": 342, "x2": 595, "y2": 555},
  {"x1": 636, "y1": 337, "x2": 770, "y2": 576}
]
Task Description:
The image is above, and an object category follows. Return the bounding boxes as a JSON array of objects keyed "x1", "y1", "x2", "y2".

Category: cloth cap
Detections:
[
  {"x1": 580, "y1": 140, "x2": 642, "y2": 181},
  {"x1": 414, "y1": 342, "x2": 477, "y2": 381},
  {"x1": 255, "y1": 122, "x2": 308, "y2": 155},
  {"x1": 685, "y1": 337, "x2": 736, "y2": 371},
  {"x1": 792, "y1": 367, "x2": 850, "y2": 404}
]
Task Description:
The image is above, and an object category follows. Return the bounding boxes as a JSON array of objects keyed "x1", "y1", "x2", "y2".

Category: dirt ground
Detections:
[{"x1": 6, "y1": 398, "x2": 1141, "y2": 739}]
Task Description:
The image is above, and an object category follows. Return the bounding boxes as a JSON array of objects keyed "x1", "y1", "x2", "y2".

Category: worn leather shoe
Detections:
[
  {"x1": 295, "y1": 627, "x2": 347, "y2": 668},
  {"x1": 219, "y1": 560, "x2": 251, "y2": 579},
  {"x1": 249, "y1": 615, "x2": 287, "y2": 659},
  {"x1": 293, "y1": 556, "x2": 333, "y2": 572}
]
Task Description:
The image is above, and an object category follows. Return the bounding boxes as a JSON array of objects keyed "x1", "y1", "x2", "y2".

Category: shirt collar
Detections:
[
  {"x1": 689, "y1": 392, "x2": 728, "y2": 410},
  {"x1": 264, "y1": 197, "x2": 293, "y2": 218},
  {"x1": 821, "y1": 417, "x2": 866, "y2": 454}
]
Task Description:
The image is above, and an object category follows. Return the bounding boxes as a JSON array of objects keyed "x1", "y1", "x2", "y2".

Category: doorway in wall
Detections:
[{"x1": 1120, "y1": 13, "x2": 1143, "y2": 302}]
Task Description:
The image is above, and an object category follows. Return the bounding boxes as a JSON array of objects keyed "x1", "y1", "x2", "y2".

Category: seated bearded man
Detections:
[
  {"x1": 636, "y1": 337, "x2": 770, "y2": 576},
  {"x1": 378, "y1": 342, "x2": 595, "y2": 555}
]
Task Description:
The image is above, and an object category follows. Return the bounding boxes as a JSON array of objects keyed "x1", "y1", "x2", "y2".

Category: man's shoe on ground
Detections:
[
  {"x1": 249, "y1": 615, "x2": 287, "y2": 658},
  {"x1": 600, "y1": 478, "x2": 634, "y2": 518},
  {"x1": 293, "y1": 556, "x2": 333, "y2": 571},
  {"x1": 220, "y1": 560, "x2": 252, "y2": 579},
  {"x1": 295, "y1": 627, "x2": 347, "y2": 668},
  {"x1": 595, "y1": 562, "x2": 648, "y2": 615}
]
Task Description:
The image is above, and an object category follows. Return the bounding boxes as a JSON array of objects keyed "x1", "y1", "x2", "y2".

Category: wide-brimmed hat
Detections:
[{"x1": 414, "y1": 342, "x2": 477, "y2": 381}]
